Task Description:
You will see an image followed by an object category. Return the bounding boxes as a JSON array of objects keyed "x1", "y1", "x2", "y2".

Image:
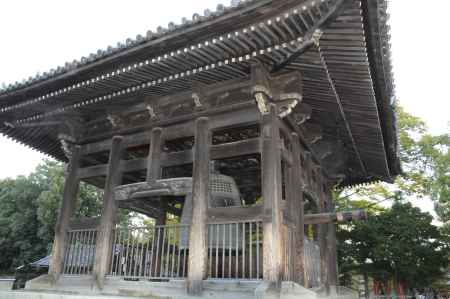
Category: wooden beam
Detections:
[
  {"x1": 207, "y1": 205, "x2": 263, "y2": 223},
  {"x1": 261, "y1": 103, "x2": 283, "y2": 283},
  {"x1": 93, "y1": 136, "x2": 124, "y2": 289},
  {"x1": 77, "y1": 137, "x2": 261, "y2": 179},
  {"x1": 187, "y1": 117, "x2": 210, "y2": 295},
  {"x1": 80, "y1": 105, "x2": 259, "y2": 156},
  {"x1": 304, "y1": 210, "x2": 367, "y2": 225},
  {"x1": 48, "y1": 145, "x2": 81, "y2": 282}
]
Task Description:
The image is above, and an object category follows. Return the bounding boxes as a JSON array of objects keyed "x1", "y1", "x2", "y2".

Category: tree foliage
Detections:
[
  {"x1": 337, "y1": 106, "x2": 450, "y2": 289},
  {"x1": 0, "y1": 160, "x2": 104, "y2": 273},
  {"x1": 338, "y1": 201, "x2": 448, "y2": 289}
]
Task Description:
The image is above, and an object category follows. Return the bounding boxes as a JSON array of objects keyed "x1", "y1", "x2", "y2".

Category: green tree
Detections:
[
  {"x1": 0, "y1": 177, "x2": 46, "y2": 272},
  {"x1": 336, "y1": 106, "x2": 450, "y2": 291},
  {"x1": 338, "y1": 201, "x2": 448, "y2": 292},
  {"x1": 33, "y1": 160, "x2": 103, "y2": 251},
  {"x1": 0, "y1": 160, "x2": 106, "y2": 273}
]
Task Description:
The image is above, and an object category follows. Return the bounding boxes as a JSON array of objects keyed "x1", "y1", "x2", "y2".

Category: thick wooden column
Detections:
[
  {"x1": 291, "y1": 133, "x2": 305, "y2": 285},
  {"x1": 319, "y1": 189, "x2": 329, "y2": 292},
  {"x1": 187, "y1": 117, "x2": 210, "y2": 295},
  {"x1": 147, "y1": 127, "x2": 163, "y2": 182},
  {"x1": 327, "y1": 196, "x2": 339, "y2": 288},
  {"x1": 93, "y1": 136, "x2": 124, "y2": 289},
  {"x1": 261, "y1": 103, "x2": 283, "y2": 284},
  {"x1": 146, "y1": 127, "x2": 166, "y2": 275},
  {"x1": 49, "y1": 146, "x2": 81, "y2": 282}
]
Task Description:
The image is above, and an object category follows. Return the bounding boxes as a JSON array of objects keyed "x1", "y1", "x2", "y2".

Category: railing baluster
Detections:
[
  {"x1": 155, "y1": 227, "x2": 162, "y2": 278},
  {"x1": 176, "y1": 226, "x2": 182, "y2": 277},
  {"x1": 204, "y1": 220, "x2": 263, "y2": 280},
  {"x1": 235, "y1": 223, "x2": 239, "y2": 278},
  {"x1": 228, "y1": 223, "x2": 232, "y2": 279},
  {"x1": 242, "y1": 222, "x2": 245, "y2": 279},
  {"x1": 72, "y1": 231, "x2": 80, "y2": 275},
  {"x1": 117, "y1": 229, "x2": 125, "y2": 276},
  {"x1": 149, "y1": 226, "x2": 156, "y2": 277},
  {"x1": 249, "y1": 222, "x2": 253, "y2": 279},
  {"x1": 124, "y1": 228, "x2": 132, "y2": 276},
  {"x1": 208, "y1": 225, "x2": 212, "y2": 277},
  {"x1": 256, "y1": 222, "x2": 260, "y2": 279},
  {"x1": 215, "y1": 224, "x2": 219, "y2": 278},
  {"x1": 164, "y1": 227, "x2": 171, "y2": 277},
  {"x1": 222, "y1": 223, "x2": 225, "y2": 279},
  {"x1": 135, "y1": 229, "x2": 142, "y2": 277},
  {"x1": 170, "y1": 227, "x2": 176, "y2": 277},
  {"x1": 83, "y1": 230, "x2": 90, "y2": 275},
  {"x1": 62, "y1": 230, "x2": 73, "y2": 274},
  {"x1": 143, "y1": 227, "x2": 152, "y2": 278},
  {"x1": 182, "y1": 226, "x2": 188, "y2": 277}
]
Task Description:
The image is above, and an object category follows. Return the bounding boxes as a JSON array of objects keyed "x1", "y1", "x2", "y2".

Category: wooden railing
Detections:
[
  {"x1": 207, "y1": 220, "x2": 263, "y2": 280},
  {"x1": 108, "y1": 224, "x2": 189, "y2": 279},
  {"x1": 62, "y1": 229, "x2": 97, "y2": 275}
]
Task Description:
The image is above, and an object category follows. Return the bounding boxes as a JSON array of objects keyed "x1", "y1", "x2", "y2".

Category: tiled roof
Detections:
[{"x1": 0, "y1": 0, "x2": 258, "y2": 95}]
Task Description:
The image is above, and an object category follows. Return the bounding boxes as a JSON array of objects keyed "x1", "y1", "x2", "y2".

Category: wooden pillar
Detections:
[
  {"x1": 291, "y1": 133, "x2": 305, "y2": 285},
  {"x1": 187, "y1": 117, "x2": 210, "y2": 295},
  {"x1": 147, "y1": 127, "x2": 163, "y2": 182},
  {"x1": 147, "y1": 127, "x2": 166, "y2": 275},
  {"x1": 93, "y1": 136, "x2": 124, "y2": 289},
  {"x1": 261, "y1": 103, "x2": 283, "y2": 284},
  {"x1": 327, "y1": 196, "x2": 339, "y2": 288},
  {"x1": 319, "y1": 188, "x2": 329, "y2": 292},
  {"x1": 48, "y1": 146, "x2": 81, "y2": 282}
]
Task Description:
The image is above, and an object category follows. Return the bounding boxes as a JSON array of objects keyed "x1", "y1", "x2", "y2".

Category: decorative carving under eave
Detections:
[
  {"x1": 192, "y1": 92, "x2": 203, "y2": 109},
  {"x1": 3, "y1": 121, "x2": 15, "y2": 128},
  {"x1": 58, "y1": 133, "x2": 75, "y2": 160},
  {"x1": 302, "y1": 123, "x2": 323, "y2": 144},
  {"x1": 312, "y1": 29, "x2": 323, "y2": 47},
  {"x1": 277, "y1": 93, "x2": 301, "y2": 118},
  {"x1": 251, "y1": 62, "x2": 303, "y2": 118},
  {"x1": 313, "y1": 140, "x2": 333, "y2": 160},
  {"x1": 253, "y1": 89, "x2": 270, "y2": 115},
  {"x1": 292, "y1": 103, "x2": 312, "y2": 125},
  {"x1": 107, "y1": 114, "x2": 126, "y2": 128},
  {"x1": 146, "y1": 104, "x2": 158, "y2": 120}
]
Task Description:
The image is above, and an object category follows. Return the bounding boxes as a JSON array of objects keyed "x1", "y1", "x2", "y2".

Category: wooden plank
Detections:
[
  {"x1": 261, "y1": 103, "x2": 283, "y2": 283},
  {"x1": 207, "y1": 205, "x2": 263, "y2": 223},
  {"x1": 187, "y1": 117, "x2": 210, "y2": 295},
  {"x1": 93, "y1": 136, "x2": 124, "y2": 289},
  {"x1": 48, "y1": 146, "x2": 81, "y2": 282}
]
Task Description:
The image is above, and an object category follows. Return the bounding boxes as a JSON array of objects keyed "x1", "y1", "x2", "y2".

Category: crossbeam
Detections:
[
  {"x1": 77, "y1": 137, "x2": 260, "y2": 179},
  {"x1": 304, "y1": 210, "x2": 367, "y2": 225}
]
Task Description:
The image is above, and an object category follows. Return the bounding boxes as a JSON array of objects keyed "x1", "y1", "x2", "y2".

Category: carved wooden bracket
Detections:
[{"x1": 251, "y1": 62, "x2": 303, "y2": 118}]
